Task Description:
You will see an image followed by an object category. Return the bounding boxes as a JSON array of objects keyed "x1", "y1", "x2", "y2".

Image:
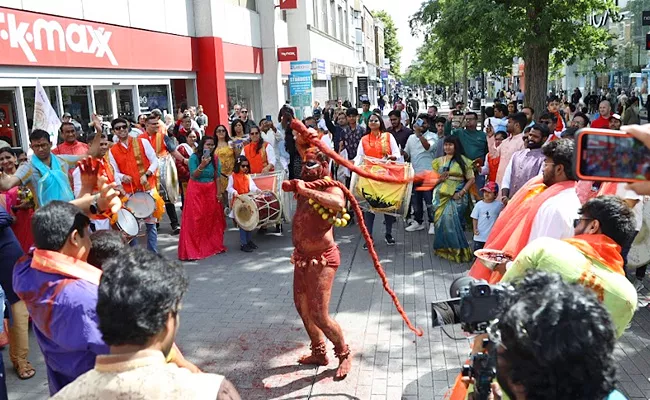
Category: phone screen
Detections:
[
  {"x1": 578, "y1": 131, "x2": 649, "y2": 182},
  {"x1": 266, "y1": 115, "x2": 272, "y2": 121},
  {"x1": 416, "y1": 118, "x2": 424, "y2": 127},
  {"x1": 203, "y1": 149, "x2": 211, "y2": 159}
]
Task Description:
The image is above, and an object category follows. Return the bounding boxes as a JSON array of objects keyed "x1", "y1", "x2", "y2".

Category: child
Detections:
[
  {"x1": 227, "y1": 155, "x2": 261, "y2": 253},
  {"x1": 470, "y1": 182, "x2": 504, "y2": 251}
]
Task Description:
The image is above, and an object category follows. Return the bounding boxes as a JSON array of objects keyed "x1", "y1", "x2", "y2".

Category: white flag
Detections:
[{"x1": 33, "y1": 79, "x2": 61, "y2": 148}]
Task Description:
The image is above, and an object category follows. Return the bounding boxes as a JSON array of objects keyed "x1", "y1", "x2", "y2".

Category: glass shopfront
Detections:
[
  {"x1": 0, "y1": 89, "x2": 20, "y2": 147},
  {"x1": 226, "y1": 79, "x2": 261, "y2": 122},
  {"x1": 23, "y1": 86, "x2": 59, "y2": 131},
  {"x1": 139, "y1": 85, "x2": 170, "y2": 115}
]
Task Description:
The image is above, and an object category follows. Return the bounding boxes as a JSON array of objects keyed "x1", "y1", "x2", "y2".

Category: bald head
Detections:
[{"x1": 599, "y1": 100, "x2": 611, "y2": 118}]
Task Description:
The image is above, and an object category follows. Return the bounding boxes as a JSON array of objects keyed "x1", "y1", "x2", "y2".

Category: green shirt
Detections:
[
  {"x1": 189, "y1": 153, "x2": 220, "y2": 183},
  {"x1": 502, "y1": 237, "x2": 637, "y2": 338},
  {"x1": 449, "y1": 128, "x2": 487, "y2": 161},
  {"x1": 359, "y1": 111, "x2": 373, "y2": 126}
]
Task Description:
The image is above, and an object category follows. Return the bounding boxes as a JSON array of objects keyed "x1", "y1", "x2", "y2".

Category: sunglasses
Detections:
[
  {"x1": 241, "y1": 110, "x2": 249, "y2": 113},
  {"x1": 241, "y1": 164, "x2": 250, "y2": 168},
  {"x1": 573, "y1": 218, "x2": 593, "y2": 228},
  {"x1": 113, "y1": 125, "x2": 128, "y2": 131}
]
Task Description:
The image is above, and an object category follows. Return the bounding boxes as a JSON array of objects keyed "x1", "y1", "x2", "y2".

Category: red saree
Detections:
[{"x1": 178, "y1": 179, "x2": 227, "y2": 261}]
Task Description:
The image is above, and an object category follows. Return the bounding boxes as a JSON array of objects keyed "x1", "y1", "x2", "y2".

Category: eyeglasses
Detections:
[
  {"x1": 30, "y1": 143, "x2": 51, "y2": 150},
  {"x1": 250, "y1": 131, "x2": 260, "y2": 136},
  {"x1": 216, "y1": 128, "x2": 226, "y2": 132},
  {"x1": 241, "y1": 164, "x2": 250, "y2": 168},
  {"x1": 573, "y1": 218, "x2": 594, "y2": 228},
  {"x1": 241, "y1": 110, "x2": 248, "y2": 114},
  {"x1": 113, "y1": 125, "x2": 128, "y2": 131}
]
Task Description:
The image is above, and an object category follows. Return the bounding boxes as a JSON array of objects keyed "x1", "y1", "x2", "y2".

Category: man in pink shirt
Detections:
[
  {"x1": 52, "y1": 122, "x2": 89, "y2": 156},
  {"x1": 591, "y1": 100, "x2": 612, "y2": 129},
  {"x1": 493, "y1": 112, "x2": 527, "y2": 188}
]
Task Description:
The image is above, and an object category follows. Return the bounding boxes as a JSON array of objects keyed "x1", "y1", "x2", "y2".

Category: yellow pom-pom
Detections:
[
  {"x1": 328, "y1": 209, "x2": 334, "y2": 214},
  {"x1": 341, "y1": 207, "x2": 347, "y2": 213},
  {"x1": 340, "y1": 219, "x2": 348, "y2": 227},
  {"x1": 334, "y1": 220, "x2": 342, "y2": 227},
  {"x1": 335, "y1": 218, "x2": 342, "y2": 225},
  {"x1": 324, "y1": 176, "x2": 331, "y2": 181},
  {"x1": 308, "y1": 198, "x2": 314, "y2": 205},
  {"x1": 318, "y1": 208, "x2": 325, "y2": 214},
  {"x1": 313, "y1": 203, "x2": 320, "y2": 210},
  {"x1": 322, "y1": 213, "x2": 329, "y2": 220},
  {"x1": 328, "y1": 217, "x2": 335, "y2": 224},
  {"x1": 342, "y1": 213, "x2": 351, "y2": 221}
]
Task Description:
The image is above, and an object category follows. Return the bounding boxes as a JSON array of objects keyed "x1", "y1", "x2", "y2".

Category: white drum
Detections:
[
  {"x1": 628, "y1": 201, "x2": 650, "y2": 268},
  {"x1": 159, "y1": 155, "x2": 179, "y2": 204}
]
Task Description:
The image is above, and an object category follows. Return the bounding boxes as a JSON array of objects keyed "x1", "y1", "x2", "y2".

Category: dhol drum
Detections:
[
  {"x1": 250, "y1": 170, "x2": 291, "y2": 222},
  {"x1": 126, "y1": 192, "x2": 156, "y2": 219},
  {"x1": 159, "y1": 155, "x2": 179, "y2": 204},
  {"x1": 233, "y1": 191, "x2": 283, "y2": 232},
  {"x1": 628, "y1": 201, "x2": 650, "y2": 269},
  {"x1": 349, "y1": 156, "x2": 414, "y2": 218},
  {"x1": 114, "y1": 208, "x2": 139, "y2": 240}
]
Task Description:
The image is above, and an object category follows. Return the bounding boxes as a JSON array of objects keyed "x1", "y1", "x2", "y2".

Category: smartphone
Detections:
[
  {"x1": 415, "y1": 118, "x2": 424, "y2": 127},
  {"x1": 266, "y1": 115, "x2": 272, "y2": 122},
  {"x1": 575, "y1": 128, "x2": 649, "y2": 183},
  {"x1": 203, "y1": 149, "x2": 211, "y2": 159}
]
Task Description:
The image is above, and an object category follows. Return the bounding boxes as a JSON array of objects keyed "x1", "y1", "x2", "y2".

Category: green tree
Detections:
[
  {"x1": 410, "y1": 0, "x2": 616, "y2": 115},
  {"x1": 373, "y1": 10, "x2": 403, "y2": 78}
]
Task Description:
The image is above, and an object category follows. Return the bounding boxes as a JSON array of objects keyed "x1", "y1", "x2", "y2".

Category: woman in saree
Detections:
[
  {"x1": 432, "y1": 136, "x2": 475, "y2": 263},
  {"x1": 215, "y1": 124, "x2": 235, "y2": 211},
  {"x1": 178, "y1": 135, "x2": 227, "y2": 260},
  {"x1": 0, "y1": 147, "x2": 35, "y2": 379},
  {"x1": 230, "y1": 119, "x2": 249, "y2": 158}
]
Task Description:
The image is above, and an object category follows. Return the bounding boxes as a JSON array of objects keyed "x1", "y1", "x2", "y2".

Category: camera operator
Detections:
[
  {"x1": 500, "y1": 195, "x2": 637, "y2": 338},
  {"x1": 465, "y1": 271, "x2": 624, "y2": 400}
]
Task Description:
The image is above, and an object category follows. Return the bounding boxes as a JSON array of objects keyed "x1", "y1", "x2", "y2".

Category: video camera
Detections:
[{"x1": 431, "y1": 276, "x2": 511, "y2": 400}]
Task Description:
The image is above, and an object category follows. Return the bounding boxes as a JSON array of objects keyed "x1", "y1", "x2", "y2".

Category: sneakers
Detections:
[
  {"x1": 171, "y1": 226, "x2": 181, "y2": 235},
  {"x1": 240, "y1": 244, "x2": 253, "y2": 253},
  {"x1": 428, "y1": 223, "x2": 435, "y2": 235},
  {"x1": 248, "y1": 241, "x2": 258, "y2": 250},
  {"x1": 363, "y1": 241, "x2": 371, "y2": 250},
  {"x1": 385, "y1": 234, "x2": 396, "y2": 246},
  {"x1": 405, "y1": 221, "x2": 425, "y2": 232}
]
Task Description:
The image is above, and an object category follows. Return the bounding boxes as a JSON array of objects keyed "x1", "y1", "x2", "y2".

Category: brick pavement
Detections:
[{"x1": 6, "y1": 218, "x2": 650, "y2": 399}]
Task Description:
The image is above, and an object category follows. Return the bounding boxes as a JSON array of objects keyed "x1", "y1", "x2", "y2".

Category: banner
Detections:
[
  {"x1": 33, "y1": 79, "x2": 61, "y2": 147},
  {"x1": 290, "y1": 61, "x2": 312, "y2": 120}
]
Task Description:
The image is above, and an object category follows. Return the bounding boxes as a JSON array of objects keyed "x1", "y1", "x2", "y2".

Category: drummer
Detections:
[
  {"x1": 241, "y1": 125, "x2": 276, "y2": 174},
  {"x1": 354, "y1": 112, "x2": 403, "y2": 249},
  {"x1": 227, "y1": 156, "x2": 261, "y2": 253},
  {"x1": 108, "y1": 117, "x2": 163, "y2": 253},
  {"x1": 140, "y1": 113, "x2": 188, "y2": 235},
  {"x1": 72, "y1": 130, "x2": 120, "y2": 232}
]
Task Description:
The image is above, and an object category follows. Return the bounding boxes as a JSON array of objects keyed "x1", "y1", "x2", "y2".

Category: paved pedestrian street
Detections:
[{"x1": 7, "y1": 220, "x2": 650, "y2": 399}]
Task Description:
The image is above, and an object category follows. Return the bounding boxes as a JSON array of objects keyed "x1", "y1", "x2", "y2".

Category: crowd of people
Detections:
[{"x1": 0, "y1": 84, "x2": 647, "y2": 399}]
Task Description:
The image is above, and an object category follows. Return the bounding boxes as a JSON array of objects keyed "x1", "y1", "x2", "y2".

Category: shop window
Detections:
[
  {"x1": 0, "y1": 89, "x2": 20, "y2": 147},
  {"x1": 139, "y1": 85, "x2": 169, "y2": 115},
  {"x1": 23, "y1": 86, "x2": 60, "y2": 132},
  {"x1": 93, "y1": 89, "x2": 114, "y2": 123},
  {"x1": 226, "y1": 80, "x2": 261, "y2": 122},
  {"x1": 61, "y1": 86, "x2": 91, "y2": 132}
]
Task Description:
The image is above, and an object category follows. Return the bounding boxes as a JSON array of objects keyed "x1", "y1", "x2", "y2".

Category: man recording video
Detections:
[{"x1": 468, "y1": 271, "x2": 624, "y2": 400}]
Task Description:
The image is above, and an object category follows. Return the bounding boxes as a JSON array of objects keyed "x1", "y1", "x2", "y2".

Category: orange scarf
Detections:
[
  {"x1": 31, "y1": 249, "x2": 102, "y2": 286},
  {"x1": 563, "y1": 234, "x2": 624, "y2": 275},
  {"x1": 468, "y1": 176, "x2": 576, "y2": 282}
]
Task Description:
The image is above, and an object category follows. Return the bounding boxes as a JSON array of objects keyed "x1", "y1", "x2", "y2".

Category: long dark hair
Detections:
[
  {"x1": 230, "y1": 119, "x2": 245, "y2": 138},
  {"x1": 249, "y1": 125, "x2": 264, "y2": 154},
  {"x1": 233, "y1": 155, "x2": 249, "y2": 174},
  {"x1": 195, "y1": 135, "x2": 217, "y2": 170},
  {"x1": 443, "y1": 136, "x2": 468, "y2": 178},
  {"x1": 365, "y1": 112, "x2": 387, "y2": 135},
  {"x1": 213, "y1": 124, "x2": 231, "y2": 144}
]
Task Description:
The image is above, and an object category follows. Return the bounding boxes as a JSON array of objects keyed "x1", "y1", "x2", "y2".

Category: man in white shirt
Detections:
[{"x1": 404, "y1": 114, "x2": 437, "y2": 234}]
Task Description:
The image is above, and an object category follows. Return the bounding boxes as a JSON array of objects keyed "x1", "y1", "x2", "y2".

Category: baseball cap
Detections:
[
  {"x1": 609, "y1": 113, "x2": 621, "y2": 121},
  {"x1": 480, "y1": 182, "x2": 499, "y2": 194}
]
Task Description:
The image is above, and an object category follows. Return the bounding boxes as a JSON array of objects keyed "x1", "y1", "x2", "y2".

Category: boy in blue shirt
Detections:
[{"x1": 470, "y1": 181, "x2": 504, "y2": 251}]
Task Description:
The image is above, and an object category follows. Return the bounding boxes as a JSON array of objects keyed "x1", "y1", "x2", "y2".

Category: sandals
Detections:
[{"x1": 14, "y1": 360, "x2": 35, "y2": 380}]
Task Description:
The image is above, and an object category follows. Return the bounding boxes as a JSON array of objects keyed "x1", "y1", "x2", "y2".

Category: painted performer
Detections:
[{"x1": 283, "y1": 119, "x2": 424, "y2": 381}]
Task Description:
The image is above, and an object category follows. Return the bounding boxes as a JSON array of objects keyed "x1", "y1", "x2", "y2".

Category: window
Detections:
[
  {"x1": 343, "y1": 8, "x2": 348, "y2": 43},
  {"x1": 61, "y1": 86, "x2": 91, "y2": 130},
  {"x1": 321, "y1": 0, "x2": 328, "y2": 33},
  {"x1": 226, "y1": 0, "x2": 256, "y2": 12},
  {"x1": 330, "y1": 1, "x2": 337, "y2": 39},
  {"x1": 138, "y1": 85, "x2": 169, "y2": 114},
  {"x1": 338, "y1": 6, "x2": 344, "y2": 41},
  {"x1": 226, "y1": 80, "x2": 261, "y2": 123}
]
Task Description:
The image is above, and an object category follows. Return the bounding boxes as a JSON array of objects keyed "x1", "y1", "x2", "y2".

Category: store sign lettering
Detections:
[{"x1": 0, "y1": 12, "x2": 117, "y2": 65}]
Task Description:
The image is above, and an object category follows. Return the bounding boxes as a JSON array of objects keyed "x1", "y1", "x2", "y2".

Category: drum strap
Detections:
[{"x1": 132, "y1": 138, "x2": 151, "y2": 191}]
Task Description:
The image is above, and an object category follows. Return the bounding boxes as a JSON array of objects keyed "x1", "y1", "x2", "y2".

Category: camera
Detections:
[{"x1": 431, "y1": 277, "x2": 506, "y2": 334}]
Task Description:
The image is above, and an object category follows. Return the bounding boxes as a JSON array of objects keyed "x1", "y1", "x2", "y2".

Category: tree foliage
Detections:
[
  {"x1": 409, "y1": 0, "x2": 617, "y2": 114},
  {"x1": 373, "y1": 10, "x2": 403, "y2": 78}
]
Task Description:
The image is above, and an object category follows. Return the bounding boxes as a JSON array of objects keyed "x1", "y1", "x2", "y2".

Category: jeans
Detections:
[
  {"x1": 165, "y1": 202, "x2": 179, "y2": 229},
  {"x1": 363, "y1": 211, "x2": 396, "y2": 239},
  {"x1": 474, "y1": 174, "x2": 486, "y2": 197},
  {"x1": 129, "y1": 223, "x2": 158, "y2": 253},
  {"x1": 412, "y1": 189, "x2": 434, "y2": 224},
  {"x1": 473, "y1": 241, "x2": 485, "y2": 252},
  {"x1": 0, "y1": 352, "x2": 7, "y2": 400},
  {"x1": 239, "y1": 228, "x2": 253, "y2": 246},
  {"x1": 621, "y1": 230, "x2": 641, "y2": 277}
]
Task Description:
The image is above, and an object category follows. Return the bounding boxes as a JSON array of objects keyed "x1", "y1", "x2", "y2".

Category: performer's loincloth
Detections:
[{"x1": 291, "y1": 245, "x2": 340, "y2": 269}]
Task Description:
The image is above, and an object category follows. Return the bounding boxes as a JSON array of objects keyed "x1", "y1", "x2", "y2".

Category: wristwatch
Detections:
[{"x1": 89, "y1": 194, "x2": 101, "y2": 215}]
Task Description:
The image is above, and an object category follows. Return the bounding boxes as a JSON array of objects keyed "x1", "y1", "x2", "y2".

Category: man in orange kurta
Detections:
[{"x1": 52, "y1": 122, "x2": 89, "y2": 156}]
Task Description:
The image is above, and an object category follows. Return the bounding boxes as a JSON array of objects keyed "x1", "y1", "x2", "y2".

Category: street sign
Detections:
[
  {"x1": 277, "y1": 47, "x2": 298, "y2": 62},
  {"x1": 280, "y1": 0, "x2": 297, "y2": 10},
  {"x1": 290, "y1": 61, "x2": 312, "y2": 119},
  {"x1": 643, "y1": 11, "x2": 650, "y2": 25}
]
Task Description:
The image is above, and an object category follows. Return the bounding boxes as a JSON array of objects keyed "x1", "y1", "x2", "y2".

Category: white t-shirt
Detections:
[
  {"x1": 616, "y1": 184, "x2": 645, "y2": 231},
  {"x1": 529, "y1": 187, "x2": 581, "y2": 243}
]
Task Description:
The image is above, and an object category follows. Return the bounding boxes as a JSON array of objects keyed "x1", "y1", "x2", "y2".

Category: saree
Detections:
[
  {"x1": 0, "y1": 186, "x2": 34, "y2": 253},
  {"x1": 431, "y1": 156, "x2": 474, "y2": 263},
  {"x1": 216, "y1": 145, "x2": 235, "y2": 199}
]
